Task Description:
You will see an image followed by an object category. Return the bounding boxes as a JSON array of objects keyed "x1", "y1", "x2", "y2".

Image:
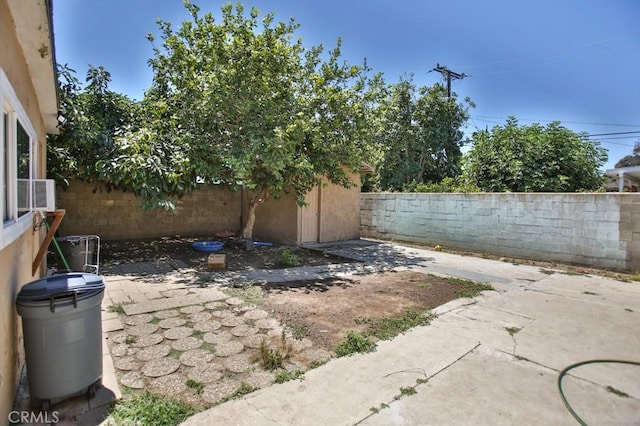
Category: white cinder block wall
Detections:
[{"x1": 361, "y1": 193, "x2": 640, "y2": 272}]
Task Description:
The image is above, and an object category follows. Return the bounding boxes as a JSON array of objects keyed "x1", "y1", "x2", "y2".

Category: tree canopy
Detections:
[
  {"x1": 614, "y1": 141, "x2": 640, "y2": 168},
  {"x1": 376, "y1": 76, "x2": 473, "y2": 191},
  {"x1": 463, "y1": 117, "x2": 607, "y2": 192}
]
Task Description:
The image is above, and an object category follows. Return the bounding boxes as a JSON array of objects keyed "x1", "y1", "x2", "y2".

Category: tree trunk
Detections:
[{"x1": 241, "y1": 187, "x2": 269, "y2": 240}]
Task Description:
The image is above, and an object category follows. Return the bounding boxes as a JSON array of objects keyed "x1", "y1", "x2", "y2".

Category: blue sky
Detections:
[{"x1": 52, "y1": 0, "x2": 640, "y2": 170}]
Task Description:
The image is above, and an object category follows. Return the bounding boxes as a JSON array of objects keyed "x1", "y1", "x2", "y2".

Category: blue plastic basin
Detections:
[{"x1": 192, "y1": 241, "x2": 224, "y2": 252}]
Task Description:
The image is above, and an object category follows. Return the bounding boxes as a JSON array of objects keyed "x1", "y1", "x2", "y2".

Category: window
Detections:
[{"x1": 1, "y1": 69, "x2": 37, "y2": 249}]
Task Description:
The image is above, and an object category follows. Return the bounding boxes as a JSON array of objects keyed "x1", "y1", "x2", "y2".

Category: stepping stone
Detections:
[
  {"x1": 180, "y1": 305, "x2": 204, "y2": 314},
  {"x1": 290, "y1": 338, "x2": 313, "y2": 352},
  {"x1": 225, "y1": 297, "x2": 244, "y2": 306},
  {"x1": 193, "y1": 320, "x2": 222, "y2": 332},
  {"x1": 154, "y1": 309, "x2": 180, "y2": 319},
  {"x1": 211, "y1": 310, "x2": 233, "y2": 319},
  {"x1": 120, "y1": 371, "x2": 145, "y2": 389},
  {"x1": 171, "y1": 337, "x2": 203, "y2": 351},
  {"x1": 114, "y1": 357, "x2": 141, "y2": 371},
  {"x1": 109, "y1": 331, "x2": 129, "y2": 344},
  {"x1": 132, "y1": 334, "x2": 164, "y2": 348},
  {"x1": 187, "y1": 364, "x2": 224, "y2": 383},
  {"x1": 203, "y1": 331, "x2": 232, "y2": 345},
  {"x1": 124, "y1": 313, "x2": 154, "y2": 326},
  {"x1": 244, "y1": 369, "x2": 276, "y2": 389},
  {"x1": 215, "y1": 341, "x2": 244, "y2": 357},
  {"x1": 110, "y1": 343, "x2": 138, "y2": 357},
  {"x1": 189, "y1": 311, "x2": 211, "y2": 323},
  {"x1": 243, "y1": 309, "x2": 268, "y2": 320},
  {"x1": 202, "y1": 379, "x2": 241, "y2": 404},
  {"x1": 136, "y1": 344, "x2": 171, "y2": 362},
  {"x1": 204, "y1": 301, "x2": 225, "y2": 310},
  {"x1": 151, "y1": 373, "x2": 187, "y2": 394},
  {"x1": 127, "y1": 323, "x2": 159, "y2": 336},
  {"x1": 158, "y1": 317, "x2": 187, "y2": 329},
  {"x1": 256, "y1": 318, "x2": 280, "y2": 330},
  {"x1": 220, "y1": 316, "x2": 244, "y2": 327},
  {"x1": 242, "y1": 334, "x2": 268, "y2": 349},
  {"x1": 222, "y1": 353, "x2": 254, "y2": 373},
  {"x1": 142, "y1": 358, "x2": 181, "y2": 377},
  {"x1": 230, "y1": 324, "x2": 258, "y2": 337},
  {"x1": 179, "y1": 349, "x2": 215, "y2": 367},
  {"x1": 234, "y1": 305, "x2": 257, "y2": 313},
  {"x1": 164, "y1": 326, "x2": 193, "y2": 340}
]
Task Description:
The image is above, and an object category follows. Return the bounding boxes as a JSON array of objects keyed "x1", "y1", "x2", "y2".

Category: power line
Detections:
[
  {"x1": 583, "y1": 131, "x2": 640, "y2": 137},
  {"x1": 471, "y1": 115, "x2": 640, "y2": 128}
]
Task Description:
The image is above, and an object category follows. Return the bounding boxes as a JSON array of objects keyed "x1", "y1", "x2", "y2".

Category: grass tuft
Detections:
[
  {"x1": 107, "y1": 391, "x2": 196, "y2": 426},
  {"x1": 335, "y1": 331, "x2": 376, "y2": 357}
]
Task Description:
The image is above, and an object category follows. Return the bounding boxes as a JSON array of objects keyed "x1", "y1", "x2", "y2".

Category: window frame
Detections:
[{"x1": 1, "y1": 68, "x2": 37, "y2": 250}]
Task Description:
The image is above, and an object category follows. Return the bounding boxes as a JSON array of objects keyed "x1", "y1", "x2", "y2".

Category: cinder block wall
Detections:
[
  {"x1": 56, "y1": 182, "x2": 242, "y2": 240},
  {"x1": 361, "y1": 193, "x2": 640, "y2": 271}
]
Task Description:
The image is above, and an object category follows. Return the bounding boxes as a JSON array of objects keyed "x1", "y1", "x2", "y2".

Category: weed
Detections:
[
  {"x1": 286, "y1": 322, "x2": 310, "y2": 340},
  {"x1": 369, "y1": 406, "x2": 380, "y2": 414},
  {"x1": 456, "y1": 280, "x2": 493, "y2": 298},
  {"x1": 256, "y1": 339, "x2": 291, "y2": 371},
  {"x1": 149, "y1": 316, "x2": 160, "y2": 324},
  {"x1": 539, "y1": 269, "x2": 555, "y2": 275},
  {"x1": 335, "y1": 331, "x2": 376, "y2": 357},
  {"x1": 583, "y1": 291, "x2": 598, "y2": 295},
  {"x1": 281, "y1": 248, "x2": 302, "y2": 267},
  {"x1": 191, "y1": 329, "x2": 205, "y2": 339},
  {"x1": 107, "y1": 303, "x2": 128, "y2": 314},
  {"x1": 309, "y1": 359, "x2": 328, "y2": 369},
  {"x1": 221, "y1": 383, "x2": 257, "y2": 403},
  {"x1": 399, "y1": 386, "x2": 417, "y2": 397},
  {"x1": 606, "y1": 386, "x2": 629, "y2": 398},
  {"x1": 125, "y1": 335, "x2": 138, "y2": 345},
  {"x1": 505, "y1": 327, "x2": 521, "y2": 336},
  {"x1": 201, "y1": 342, "x2": 216, "y2": 353},
  {"x1": 186, "y1": 379, "x2": 204, "y2": 395},
  {"x1": 416, "y1": 281, "x2": 433, "y2": 289},
  {"x1": 168, "y1": 349, "x2": 183, "y2": 359},
  {"x1": 631, "y1": 272, "x2": 640, "y2": 282},
  {"x1": 366, "y1": 308, "x2": 433, "y2": 341},
  {"x1": 274, "y1": 369, "x2": 305, "y2": 384},
  {"x1": 224, "y1": 286, "x2": 266, "y2": 305},
  {"x1": 514, "y1": 355, "x2": 530, "y2": 362},
  {"x1": 106, "y1": 391, "x2": 196, "y2": 425}
]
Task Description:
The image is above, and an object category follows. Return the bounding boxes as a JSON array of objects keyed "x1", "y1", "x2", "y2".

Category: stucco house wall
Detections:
[{"x1": 0, "y1": 0, "x2": 58, "y2": 418}]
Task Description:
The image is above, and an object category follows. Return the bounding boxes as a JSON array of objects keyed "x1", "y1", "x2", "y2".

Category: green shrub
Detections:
[{"x1": 335, "y1": 331, "x2": 376, "y2": 357}]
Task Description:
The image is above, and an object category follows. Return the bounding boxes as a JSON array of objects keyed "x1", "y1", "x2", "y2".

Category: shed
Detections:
[{"x1": 248, "y1": 168, "x2": 368, "y2": 245}]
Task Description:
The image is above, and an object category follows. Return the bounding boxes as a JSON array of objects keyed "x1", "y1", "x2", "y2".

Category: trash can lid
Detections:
[{"x1": 17, "y1": 273, "x2": 104, "y2": 303}]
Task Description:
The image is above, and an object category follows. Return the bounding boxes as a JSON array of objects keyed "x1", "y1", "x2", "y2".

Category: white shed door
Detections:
[{"x1": 301, "y1": 186, "x2": 319, "y2": 243}]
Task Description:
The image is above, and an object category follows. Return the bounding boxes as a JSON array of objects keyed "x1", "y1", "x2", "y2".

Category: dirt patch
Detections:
[{"x1": 260, "y1": 270, "x2": 475, "y2": 351}]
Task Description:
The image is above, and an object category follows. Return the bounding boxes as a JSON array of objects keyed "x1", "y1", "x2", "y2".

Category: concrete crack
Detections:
[
  {"x1": 353, "y1": 342, "x2": 482, "y2": 425},
  {"x1": 245, "y1": 399, "x2": 281, "y2": 425}
]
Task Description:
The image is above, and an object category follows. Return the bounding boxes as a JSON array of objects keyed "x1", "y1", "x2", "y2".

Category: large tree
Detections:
[
  {"x1": 376, "y1": 76, "x2": 473, "y2": 191},
  {"x1": 48, "y1": 65, "x2": 140, "y2": 188},
  {"x1": 463, "y1": 117, "x2": 607, "y2": 192},
  {"x1": 615, "y1": 141, "x2": 640, "y2": 168},
  {"x1": 107, "y1": 1, "x2": 383, "y2": 237}
]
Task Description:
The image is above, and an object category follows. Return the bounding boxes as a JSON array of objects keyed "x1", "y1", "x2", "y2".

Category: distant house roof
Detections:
[
  {"x1": 360, "y1": 161, "x2": 374, "y2": 174},
  {"x1": 606, "y1": 165, "x2": 640, "y2": 191}
]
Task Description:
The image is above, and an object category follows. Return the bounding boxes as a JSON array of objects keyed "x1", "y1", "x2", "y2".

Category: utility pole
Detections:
[{"x1": 432, "y1": 63, "x2": 468, "y2": 98}]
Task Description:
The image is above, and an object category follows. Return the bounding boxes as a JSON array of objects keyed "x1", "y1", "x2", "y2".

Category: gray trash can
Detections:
[
  {"x1": 16, "y1": 273, "x2": 105, "y2": 410},
  {"x1": 55, "y1": 236, "x2": 96, "y2": 272}
]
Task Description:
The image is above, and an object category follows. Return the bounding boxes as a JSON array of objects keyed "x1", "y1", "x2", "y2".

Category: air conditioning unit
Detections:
[{"x1": 17, "y1": 179, "x2": 56, "y2": 212}]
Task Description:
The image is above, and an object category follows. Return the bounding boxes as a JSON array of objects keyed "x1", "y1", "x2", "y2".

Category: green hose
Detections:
[{"x1": 558, "y1": 359, "x2": 640, "y2": 425}]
